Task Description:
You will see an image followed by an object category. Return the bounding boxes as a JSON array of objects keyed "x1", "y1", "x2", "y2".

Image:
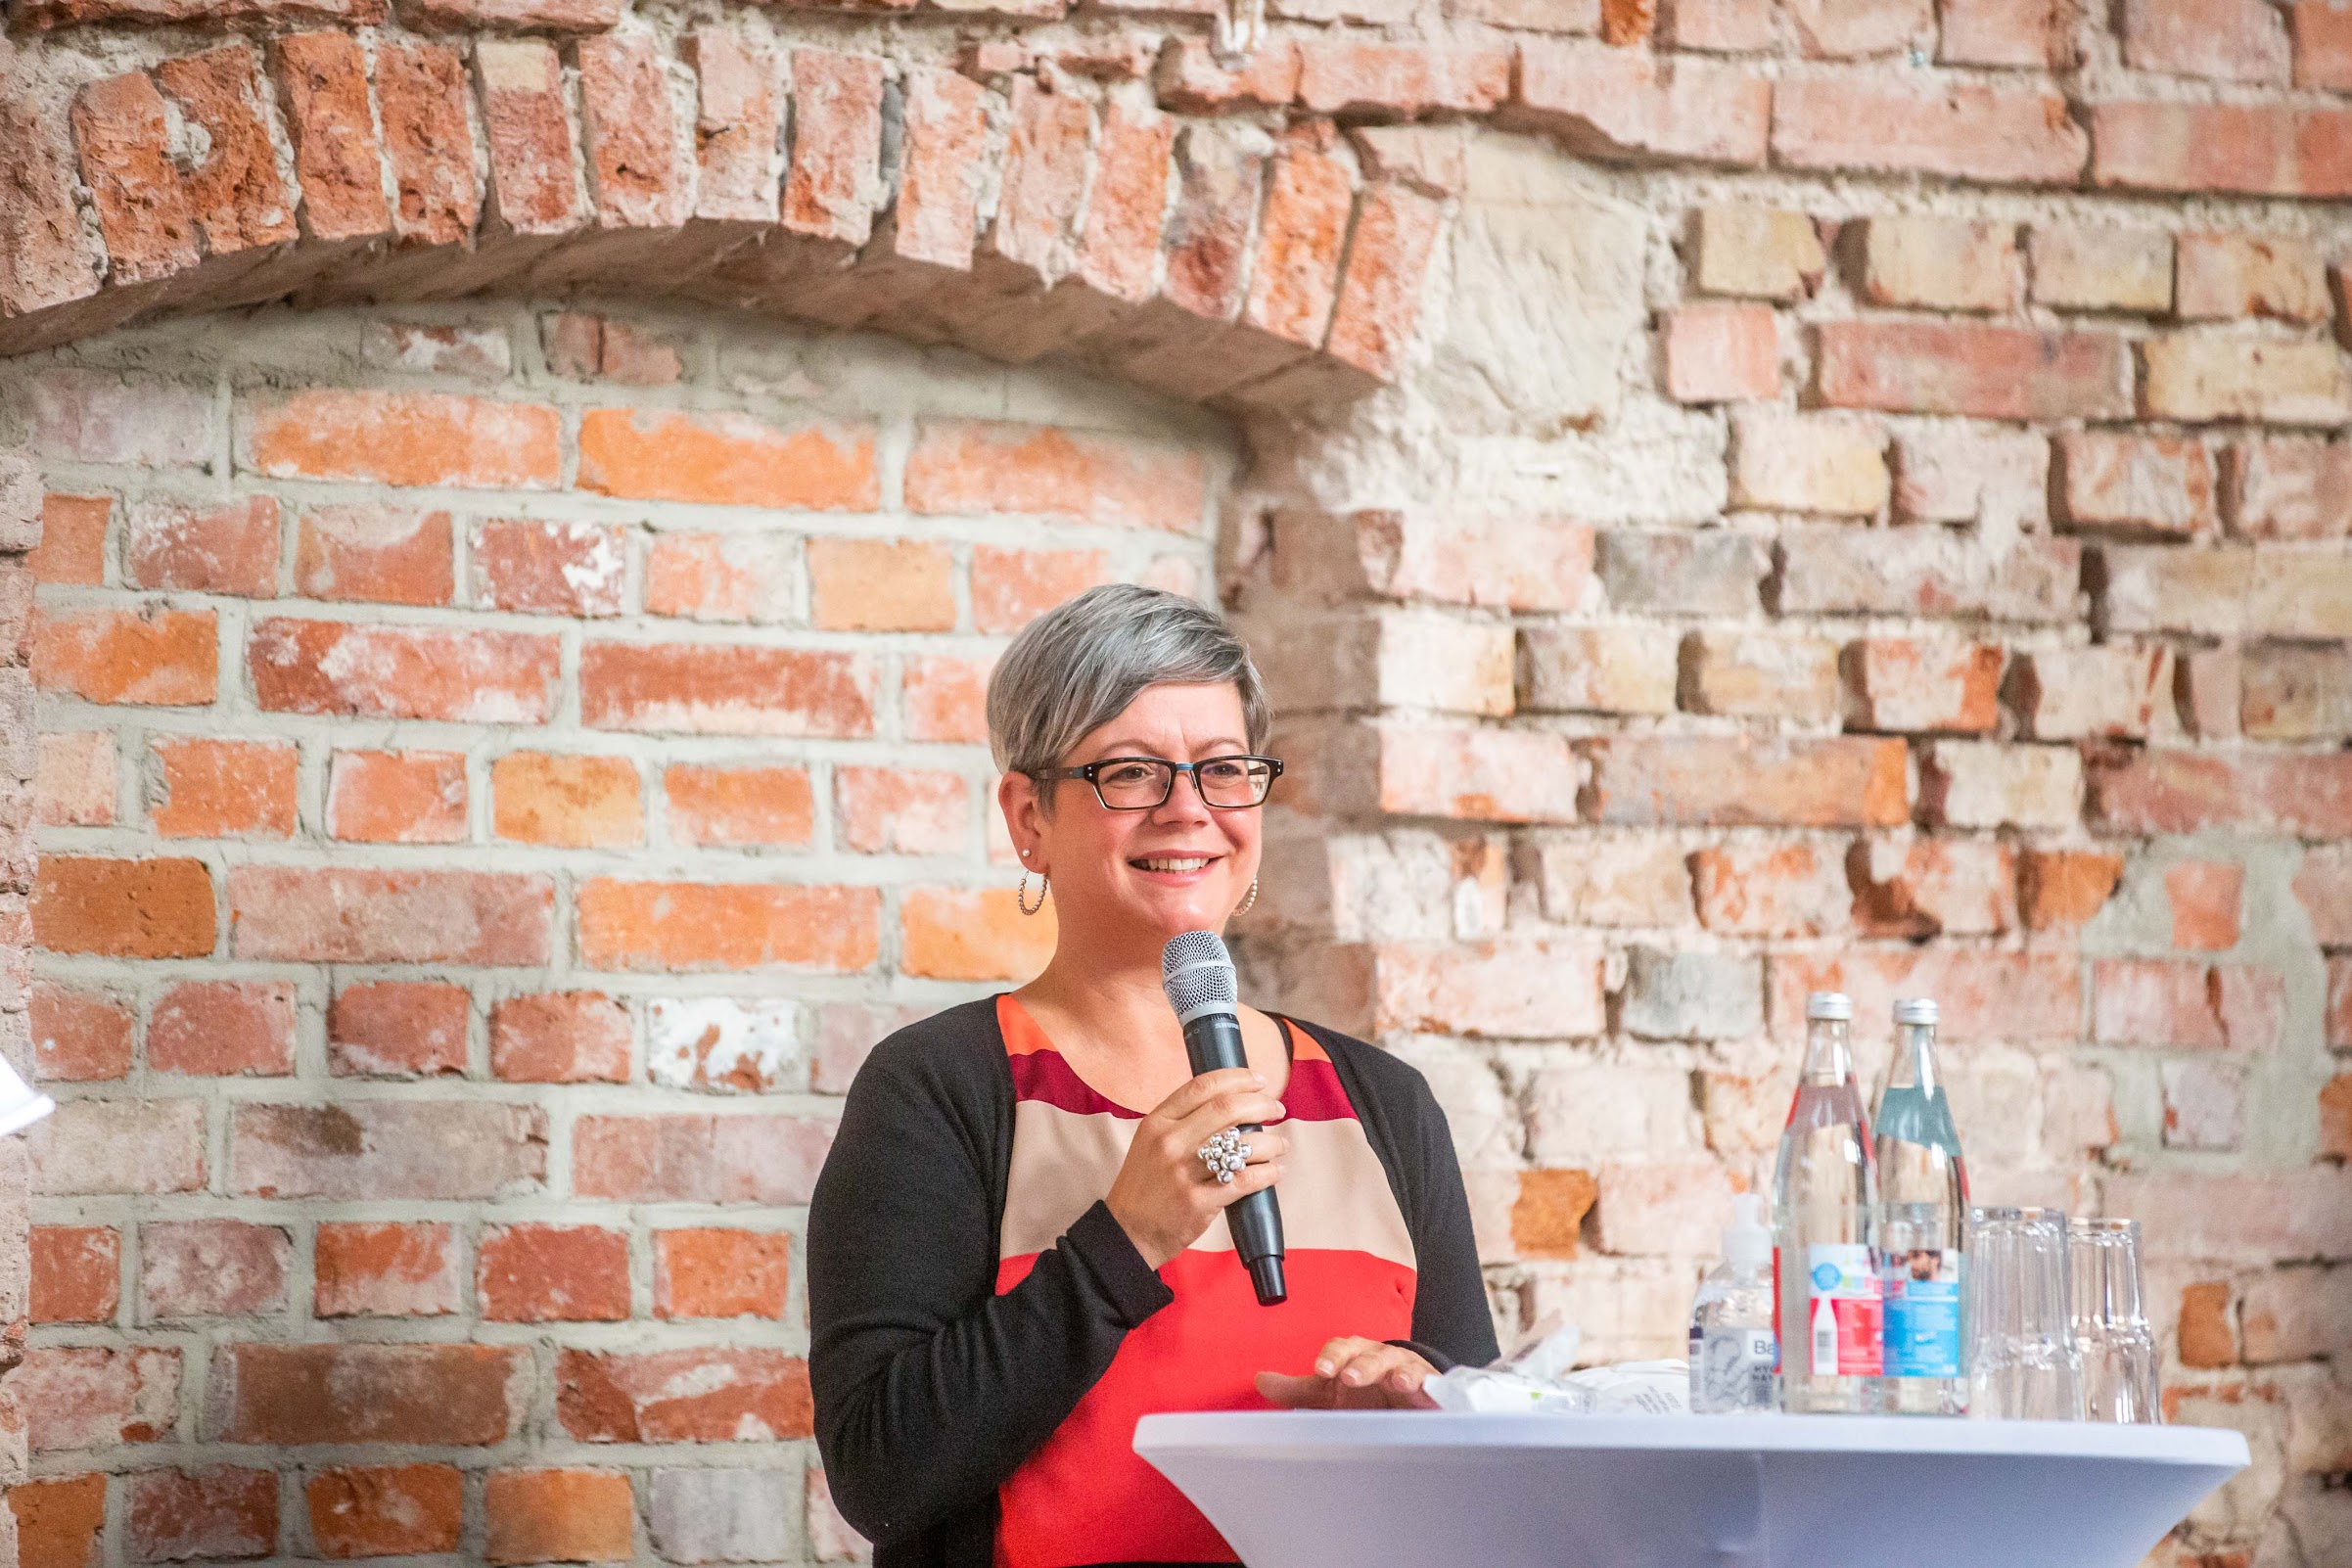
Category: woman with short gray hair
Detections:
[{"x1": 807, "y1": 584, "x2": 1496, "y2": 1568}]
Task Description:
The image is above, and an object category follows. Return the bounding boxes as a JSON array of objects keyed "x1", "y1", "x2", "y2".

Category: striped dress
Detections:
[{"x1": 991, "y1": 993, "x2": 1418, "y2": 1568}]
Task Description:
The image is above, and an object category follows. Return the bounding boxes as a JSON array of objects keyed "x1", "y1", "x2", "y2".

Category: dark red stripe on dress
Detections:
[{"x1": 1007, "y1": 1050, "x2": 1139, "y2": 1119}]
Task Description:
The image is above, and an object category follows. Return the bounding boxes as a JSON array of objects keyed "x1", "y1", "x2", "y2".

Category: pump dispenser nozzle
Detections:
[{"x1": 1723, "y1": 1192, "x2": 1771, "y2": 1273}]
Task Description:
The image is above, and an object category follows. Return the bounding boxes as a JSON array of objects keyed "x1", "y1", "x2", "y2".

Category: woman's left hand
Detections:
[{"x1": 1253, "y1": 1337, "x2": 1439, "y2": 1409}]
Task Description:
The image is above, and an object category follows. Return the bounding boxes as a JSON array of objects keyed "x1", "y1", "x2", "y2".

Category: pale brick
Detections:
[
  {"x1": 2163, "y1": 1057, "x2": 2245, "y2": 1150},
  {"x1": 1661, "y1": 302, "x2": 1778, "y2": 402},
  {"x1": 2009, "y1": 645, "x2": 2175, "y2": 740},
  {"x1": 1690, "y1": 207, "x2": 1825, "y2": 300},
  {"x1": 1842, "y1": 637, "x2": 2004, "y2": 734},
  {"x1": 2055, "y1": 432, "x2": 2219, "y2": 537},
  {"x1": 649, "y1": 1470, "x2": 795, "y2": 1564},
  {"x1": 1516, "y1": 625, "x2": 1679, "y2": 715},
  {"x1": 1591, "y1": 1158, "x2": 1737, "y2": 1256},
  {"x1": 2242, "y1": 645, "x2": 2352, "y2": 741},
  {"x1": 1729, "y1": 411, "x2": 1888, "y2": 515},
  {"x1": 1680, "y1": 628, "x2": 1841, "y2": 721},
  {"x1": 1597, "y1": 530, "x2": 1768, "y2": 616},
  {"x1": 2027, "y1": 224, "x2": 2174, "y2": 313},
  {"x1": 1525, "y1": 1061, "x2": 1696, "y2": 1158},
  {"x1": 1890, "y1": 425, "x2": 2049, "y2": 527},
  {"x1": 1689, "y1": 839, "x2": 1851, "y2": 937},
  {"x1": 1519, "y1": 834, "x2": 1692, "y2": 926},
  {"x1": 2096, "y1": 544, "x2": 2253, "y2": 637},
  {"x1": 2141, "y1": 333, "x2": 2352, "y2": 427},
  {"x1": 1849, "y1": 836, "x2": 2016, "y2": 938},
  {"x1": 1369, "y1": 937, "x2": 1607, "y2": 1038},
  {"x1": 2227, "y1": 437, "x2": 2352, "y2": 540},
  {"x1": 1940, "y1": 0, "x2": 2069, "y2": 67},
  {"x1": 1856, "y1": 215, "x2": 2019, "y2": 312},
  {"x1": 2121, "y1": 0, "x2": 2291, "y2": 83},
  {"x1": 1621, "y1": 948, "x2": 1762, "y2": 1039},
  {"x1": 1919, "y1": 740, "x2": 2083, "y2": 829},
  {"x1": 2176, "y1": 233, "x2": 2332, "y2": 323}
]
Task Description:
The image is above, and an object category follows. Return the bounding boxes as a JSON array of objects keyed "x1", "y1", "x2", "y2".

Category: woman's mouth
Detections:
[{"x1": 1131, "y1": 854, "x2": 1219, "y2": 875}]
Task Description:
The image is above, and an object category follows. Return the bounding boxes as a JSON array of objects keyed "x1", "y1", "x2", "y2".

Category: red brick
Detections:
[
  {"x1": 864, "y1": 67, "x2": 988, "y2": 286},
  {"x1": 489, "y1": 992, "x2": 630, "y2": 1084},
  {"x1": 906, "y1": 420, "x2": 1209, "y2": 531},
  {"x1": 1582, "y1": 735, "x2": 1907, "y2": 827},
  {"x1": 34, "y1": 607, "x2": 217, "y2": 707},
  {"x1": 2227, "y1": 437, "x2": 2352, "y2": 540},
  {"x1": 232, "y1": 1101, "x2": 546, "y2": 1200},
  {"x1": 36, "y1": 732, "x2": 115, "y2": 830},
  {"x1": 139, "y1": 1219, "x2": 290, "y2": 1319},
  {"x1": 2168, "y1": 861, "x2": 2245, "y2": 951},
  {"x1": 2297, "y1": 0, "x2": 2352, "y2": 86},
  {"x1": 971, "y1": 548, "x2": 1111, "y2": 634},
  {"x1": 24, "y1": 1347, "x2": 179, "y2": 1452},
  {"x1": 331, "y1": 981, "x2": 470, "y2": 1078},
  {"x1": 1814, "y1": 320, "x2": 2131, "y2": 420},
  {"x1": 836, "y1": 767, "x2": 969, "y2": 856},
  {"x1": 2323, "y1": 1076, "x2": 2352, "y2": 1159},
  {"x1": 572, "y1": 1113, "x2": 833, "y2": 1204},
  {"x1": 377, "y1": 40, "x2": 481, "y2": 246},
  {"x1": 306, "y1": 1466, "x2": 463, "y2": 1560},
  {"x1": 156, "y1": 44, "x2": 298, "y2": 257},
  {"x1": 1842, "y1": 637, "x2": 2004, "y2": 733},
  {"x1": 1773, "y1": 75, "x2": 2086, "y2": 183},
  {"x1": 2331, "y1": 957, "x2": 2352, "y2": 1047},
  {"x1": 1938, "y1": 0, "x2": 2068, "y2": 65},
  {"x1": 2092, "y1": 750, "x2": 2352, "y2": 837},
  {"x1": 576, "y1": 407, "x2": 877, "y2": 510},
  {"x1": 327, "y1": 750, "x2": 468, "y2": 845},
  {"x1": 2055, "y1": 432, "x2": 2217, "y2": 536},
  {"x1": 2120, "y1": 0, "x2": 2290, "y2": 82},
  {"x1": 477, "y1": 39, "x2": 588, "y2": 236},
  {"x1": 1155, "y1": 123, "x2": 1262, "y2": 322},
  {"x1": 293, "y1": 505, "x2": 453, "y2": 605},
  {"x1": 0, "y1": 83, "x2": 105, "y2": 323},
  {"x1": 478, "y1": 1224, "x2": 630, "y2": 1322},
  {"x1": 30, "y1": 494, "x2": 108, "y2": 587},
  {"x1": 484, "y1": 1471, "x2": 632, "y2": 1567},
  {"x1": 580, "y1": 643, "x2": 873, "y2": 737},
  {"x1": 472, "y1": 518, "x2": 626, "y2": 616},
  {"x1": 126, "y1": 1468, "x2": 277, "y2": 1562},
  {"x1": 655, "y1": 1228, "x2": 791, "y2": 1319},
  {"x1": 783, "y1": 49, "x2": 886, "y2": 248},
  {"x1": 1067, "y1": 101, "x2": 1179, "y2": 314},
  {"x1": 10, "y1": 1474, "x2": 108, "y2": 1568},
  {"x1": 251, "y1": 619, "x2": 559, "y2": 723},
  {"x1": 663, "y1": 764, "x2": 814, "y2": 848},
  {"x1": 70, "y1": 72, "x2": 199, "y2": 287},
  {"x1": 577, "y1": 33, "x2": 688, "y2": 232},
  {"x1": 149, "y1": 738, "x2": 296, "y2": 840},
  {"x1": 900, "y1": 887, "x2": 1058, "y2": 982},
  {"x1": 903, "y1": 655, "x2": 992, "y2": 743},
  {"x1": 556, "y1": 1348, "x2": 812, "y2": 1442},
  {"x1": 32, "y1": 1226, "x2": 119, "y2": 1324},
  {"x1": 1850, "y1": 838, "x2": 2016, "y2": 939},
  {"x1": 1663, "y1": 303, "x2": 1777, "y2": 403},
  {"x1": 150, "y1": 980, "x2": 295, "y2": 1077},
  {"x1": 1689, "y1": 840, "x2": 1850, "y2": 937},
  {"x1": 34, "y1": 856, "x2": 216, "y2": 959},
  {"x1": 1506, "y1": 42, "x2": 1769, "y2": 165},
  {"x1": 2090, "y1": 101, "x2": 2352, "y2": 198},
  {"x1": 127, "y1": 497, "x2": 281, "y2": 597},
  {"x1": 684, "y1": 29, "x2": 780, "y2": 223},
  {"x1": 969, "y1": 76, "x2": 1089, "y2": 299},
  {"x1": 1155, "y1": 35, "x2": 1303, "y2": 113},
  {"x1": 2094, "y1": 958, "x2": 2228, "y2": 1048},
  {"x1": 576, "y1": 879, "x2": 879, "y2": 973},
  {"x1": 275, "y1": 31, "x2": 392, "y2": 241},
  {"x1": 1230, "y1": 134, "x2": 1353, "y2": 372},
  {"x1": 2294, "y1": 846, "x2": 2352, "y2": 948},
  {"x1": 226, "y1": 866, "x2": 551, "y2": 964},
  {"x1": 491, "y1": 752, "x2": 642, "y2": 848},
  {"x1": 2179, "y1": 1281, "x2": 2238, "y2": 1367},
  {"x1": 247, "y1": 390, "x2": 560, "y2": 489},
  {"x1": 807, "y1": 538, "x2": 955, "y2": 632},
  {"x1": 1295, "y1": 41, "x2": 1508, "y2": 116},
  {"x1": 1660, "y1": 0, "x2": 1773, "y2": 48},
  {"x1": 642, "y1": 532, "x2": 798, "y2": 623},
  {"x1": 2176, "y1": 233, "x2": 2331, "y2": 322},
  {"x1": 1322, "y1": 182, "x2": 1446, "y2": 386},
  {"x1": 1771, "y1": 949, "x2": 2079, "y2": 1043},
  {"x1": 314, "y1": 1222, "x2": 458, "y2": 1317},
  {"x1": 32, "y1": 982, "x2": 133, "y2": 1082},
  {"x1": 210, "y1": 1343, "x2": 523, "y2": 1445}
]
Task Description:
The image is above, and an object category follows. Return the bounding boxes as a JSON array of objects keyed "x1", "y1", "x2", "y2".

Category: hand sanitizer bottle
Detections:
[{"x1": 1688, "y1": 1192, "x2": 1777, "y2": 1414}]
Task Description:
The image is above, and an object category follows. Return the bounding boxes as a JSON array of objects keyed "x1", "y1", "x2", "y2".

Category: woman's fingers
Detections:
[
  {"x1": 1169, "y1": 1088, "x2": 1285, "y2": 1149},
  {"x1": 1151, "y1": 1067, "x2": 1263, "y2": 1124}
]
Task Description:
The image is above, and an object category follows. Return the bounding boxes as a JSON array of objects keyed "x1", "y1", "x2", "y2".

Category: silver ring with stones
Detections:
[{"x1": 1197, "y1": 1129, "x2": 1248, "y2": 1185}]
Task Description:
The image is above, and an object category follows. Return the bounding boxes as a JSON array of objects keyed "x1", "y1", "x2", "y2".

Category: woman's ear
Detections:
[{"x1": 997, "y1": 771, "x2": 1046, "y2": 867}]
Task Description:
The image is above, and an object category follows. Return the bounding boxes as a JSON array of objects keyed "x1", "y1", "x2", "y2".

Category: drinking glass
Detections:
[
  {"x1": 1964, "y1": 1206, "x2": 2082, "y2": 1421},
  {"x1": 2071, "y1": 1217, "x2": 2161, "y2": 1424}
]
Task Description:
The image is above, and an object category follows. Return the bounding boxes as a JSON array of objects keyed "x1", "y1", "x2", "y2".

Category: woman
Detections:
[{"x1": 808, "y1": 584, "x2": 1498, "y2": 1568}]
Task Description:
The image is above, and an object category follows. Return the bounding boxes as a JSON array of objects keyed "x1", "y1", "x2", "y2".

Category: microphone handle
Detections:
[{"x1": 1181, "y1": 1009, "x2": 1287, "y2": 1307}]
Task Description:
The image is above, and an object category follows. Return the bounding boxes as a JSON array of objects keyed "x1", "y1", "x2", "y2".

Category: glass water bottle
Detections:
[
  {"x1": 1774, "y1": 992, "x2": 1883, "y2": 1414},
  {"x1": 1873, "y1": 997, "x2": 1969, "y2": 1415}
]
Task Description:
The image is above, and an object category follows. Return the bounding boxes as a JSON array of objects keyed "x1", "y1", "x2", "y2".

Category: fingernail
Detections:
[
  {"x1": 1314, "y1": 1361, "x2": 1334, "y2": 1376},
  {"x1": 1250, "y1": 1072, "x2": 1265, "y2": 1085}
]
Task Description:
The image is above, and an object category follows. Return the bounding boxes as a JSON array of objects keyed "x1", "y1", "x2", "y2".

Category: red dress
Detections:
[{"x1": 990, "y1": 994, "x2": 1418, "y2": 1568}]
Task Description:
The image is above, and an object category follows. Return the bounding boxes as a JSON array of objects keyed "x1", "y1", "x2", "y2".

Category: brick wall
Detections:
[{"x1": 1, "y1": 0, "x2": 2350, "y2": 1565}]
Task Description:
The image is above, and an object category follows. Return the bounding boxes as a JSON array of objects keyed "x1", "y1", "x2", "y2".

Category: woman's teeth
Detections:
[{"x1": 1137, "y1": 856, "x2": 1214, "y2": 872}]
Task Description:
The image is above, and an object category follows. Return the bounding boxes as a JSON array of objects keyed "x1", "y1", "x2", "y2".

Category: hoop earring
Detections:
[
  {"x1": 1018, "y1": 871, "x2": 1049, "y2": 916},
  {"x1": 1235, "y1": 877, "x2": 1258, "y2": 916}
]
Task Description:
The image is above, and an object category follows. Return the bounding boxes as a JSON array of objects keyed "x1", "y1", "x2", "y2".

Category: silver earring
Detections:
[
  {"x1": 1235, "y1": 877, "x2": 1258, "y2": 916},
  {"x1": 1018, "y1": 871, "x2": 1049, "y2": 916}
]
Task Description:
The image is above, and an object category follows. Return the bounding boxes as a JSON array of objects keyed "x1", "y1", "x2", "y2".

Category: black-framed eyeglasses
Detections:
[{"x1": 1034, "y1": 755, "x2": 1284, "y2": 810}]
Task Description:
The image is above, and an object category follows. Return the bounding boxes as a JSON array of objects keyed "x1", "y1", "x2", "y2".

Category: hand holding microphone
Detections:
[{"x1": 1103, "y1": 1067, "x2": 1287, "y2": 1271}]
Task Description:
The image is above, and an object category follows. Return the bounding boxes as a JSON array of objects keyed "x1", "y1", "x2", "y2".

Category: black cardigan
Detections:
[{"x1": 807, "y1": 996, "x2": 1499, "y2": 1568}]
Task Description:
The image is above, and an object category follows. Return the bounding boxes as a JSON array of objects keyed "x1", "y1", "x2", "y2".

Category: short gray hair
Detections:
[{"x1": 986, "y1": 584, "x2": 1271, "y2": 778}]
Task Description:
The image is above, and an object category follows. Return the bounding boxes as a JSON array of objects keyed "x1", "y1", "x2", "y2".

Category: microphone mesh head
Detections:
[{"x1": 1161, "y1": 930, "x2": 1238, "y2": 1017}]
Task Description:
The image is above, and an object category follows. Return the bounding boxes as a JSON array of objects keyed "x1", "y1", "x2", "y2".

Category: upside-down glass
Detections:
[
  {"x1": 2070, "y1": 1218, "x2": 2162, "y2": 1424},
  {"x1": 1964, "y1": 1207, "x2": 2082, "y2": 1421}
]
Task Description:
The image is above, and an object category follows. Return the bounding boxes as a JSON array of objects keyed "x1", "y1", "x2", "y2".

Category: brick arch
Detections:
[{"x1": 0, "y1": 25, "x2": 1446, "y2": 409}]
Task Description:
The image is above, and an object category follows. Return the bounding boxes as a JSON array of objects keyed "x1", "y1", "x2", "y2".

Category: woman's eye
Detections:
[
  {"x1": 1102, "y1": 762, "x2": 1159, "y2": 786},
  {"x1": 1200, "y1": 761, "x2": 1245, "y2": 783}
]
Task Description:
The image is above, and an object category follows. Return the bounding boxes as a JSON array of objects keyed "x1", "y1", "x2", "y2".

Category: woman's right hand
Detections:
[{"x1": 1105, "y1": 1068, "x2": 1287, "y2": 1270}]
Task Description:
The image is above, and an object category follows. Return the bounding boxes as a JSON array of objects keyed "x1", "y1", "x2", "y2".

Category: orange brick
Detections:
[
  {"x1": 2319, "y1": 1073, "x2": 2352, "y2": 1158},
  {"x1": 2179, "y1": 1280, "x2": 2237, "y2": 1366},
  {"x1": 807, "y1": 537, "x2": 955, "y2": 631},
  {"x1": 478, "y1": 1224, "x2": 629, "y2": 1322},
  {"x1": 484, "y1": 1471, "x2": 633, "y2": 1567},
  {"x1": 2168, "y1": 860, "x2": 2245, "y2": 951},
  {"x1": 899, "y1": 886, "x2": 1056, "y2": 981},
  {"x1": 836, "y1": 766, "x2": 968, "y2": 855},
  {"x1": 2021, "y1": 849, "x2": 2125, "y2": 929},
  {"x1": 294, "y1": 504, "x2": 454, "y2": 605},
  {"x1": 580, "y1": 643, "x2": 873, "y2": 737},
  {"x1": 149, "y1": 737, "x2": 296, "y2": 839},
  {"x1": 30, "y1": 982, "x2": 132, "y2": 1082},
  {"x1": 663, "y1": 764, "x2": 814, "y2": 848},
  {"x1": 10, "y1": 1474, "x2": 108, "y2": 1568},
  {"x1": 149, "y1": 980, "x2": 296, "y2": 1077},
  {"x1": 1662, "y1": 302, "x2": 1779, "y2": 403},
  {"x1": 208, "y1": 1342, "x2": 522, "y2": 1446},
  {"x1": 654, "y1": 1228, "x2": 791, "y2": 1319},
  {"x1": 31, "y1": 1226, "x2": 119, "y2": 1324},
  {"x1": 29, "y1": 494, "x2": 108, "y2": 585},
  {"x1": 576, "y1": 880, "x2": 881, "y2": 973},
  {"x1": 1583, "y1": 735, "x2": 1909, "y2": 827},
  {"x1": 1510, "y1": 1169, "x2": 1597, "y2": 1260},
  {"x1": 306, "y1": 1466, "x2": 463, "y2": 1559},
  {"x1": 327, "y1": 751, "x2": 468, "y2": 844},
  {"x1": 970, "y1": 546, "x2": 1110, "y2": 633},
  {"x1": 252, "y1": 620, "x2": 559, "y2": 724},
  {"x1": 33, "y1": 856, "x2": 216, "y2": 959},
  {"x1": 330, "y1": 982, "x2": 469, "y2": 1079},
  {"x1": 127, "y1": 497, "x2": 280, "y2": 596},
  {"x1": 905, "y1": 420, "x2": 1210, "y2": 531},
  {"x1": 33, "y1": 606, "x2": 216, "y2": 706},
  {"x1": 576, "y1": 408, "x2": 879, "y2": 510},
  {"x1": 554, "y1": 1348, "x2": 811, "y2": 1442},
  {"x1": 490, "y1": 752, "x2": 643, "y2": 848},
  {"x1": 902, "y1": 654, "x2": 992, "y2": 743},
  {"x1": 643, "y1": 532, "x2": 801, "y2": 623},
  {"x1": 36, "y1": 731, "x2": 115, "y2": 828},
  {"x1": 246, "y1": 389, "x2": 561, "y2": 488},
  {"x1": 489, "y1": 992, "x2": 630, "y2": 1084},
  {"x1": 314, "y1": 1222, "x2": 458, "y2": 1317}
]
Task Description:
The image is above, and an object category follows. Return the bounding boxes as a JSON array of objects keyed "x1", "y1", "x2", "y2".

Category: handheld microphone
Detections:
[{"x1": 1161, "y1": 931, "x2": 1286, "y2": 1307}]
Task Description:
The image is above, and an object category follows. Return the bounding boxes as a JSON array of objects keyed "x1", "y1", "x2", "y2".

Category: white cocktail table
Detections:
[{"x1": 1134, "y1": 1411, "x2": 2248, "y2": 1568}]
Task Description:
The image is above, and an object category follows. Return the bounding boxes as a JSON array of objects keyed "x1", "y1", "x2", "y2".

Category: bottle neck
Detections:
[
  {"x1": 1885, "y1": 1021, "x2": 1940, "y2": 1093},
  {"x1": 1800, "y1": 1017, "x2": 1853, "y2": 1084}
]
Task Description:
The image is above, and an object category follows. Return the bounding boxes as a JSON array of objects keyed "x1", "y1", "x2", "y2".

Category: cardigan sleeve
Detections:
[
  {"x1": 807, "y1": 1029, "x2": 1174, "y2": 1550},
  {"x1": 1398, "y1": 1066, "x2": 1501, "y2": 1368}
]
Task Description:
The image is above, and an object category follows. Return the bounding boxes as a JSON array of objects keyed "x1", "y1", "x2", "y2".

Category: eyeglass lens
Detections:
[{"x1": 1094, "y1": 758, "x2": 1272, "y2": 808}]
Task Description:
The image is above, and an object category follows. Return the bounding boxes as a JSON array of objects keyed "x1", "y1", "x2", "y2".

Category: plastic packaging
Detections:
[
  {"x1": 1689, "y1": 1192, "x2": 1777, "y2": 1414},
  {"x1": 1425, "y1": 1321, "x2": 1690, "y2": 1416}
]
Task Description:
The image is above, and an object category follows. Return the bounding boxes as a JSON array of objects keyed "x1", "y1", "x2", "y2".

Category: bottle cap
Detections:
[
  {"x1": 1724, "y1": 1192, "x2": 1770, "y2": 1270},
  {"x1": 1894, "y1": 997, "x2": 1939, "y2": 1026},
  {"x1": 1806, "y1": 992, "x2": 1853, "y2": 1021}
]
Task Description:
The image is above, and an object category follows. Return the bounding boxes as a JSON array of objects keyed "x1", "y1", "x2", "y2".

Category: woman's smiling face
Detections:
[{"x1": 1004, "y1": 680, "x2": 1262, "y2": 946}]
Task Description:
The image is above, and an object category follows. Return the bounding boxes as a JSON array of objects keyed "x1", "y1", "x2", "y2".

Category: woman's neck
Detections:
[{"x1": 1018, "y1": 941, "x2": 1187, "y2": 1060}]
